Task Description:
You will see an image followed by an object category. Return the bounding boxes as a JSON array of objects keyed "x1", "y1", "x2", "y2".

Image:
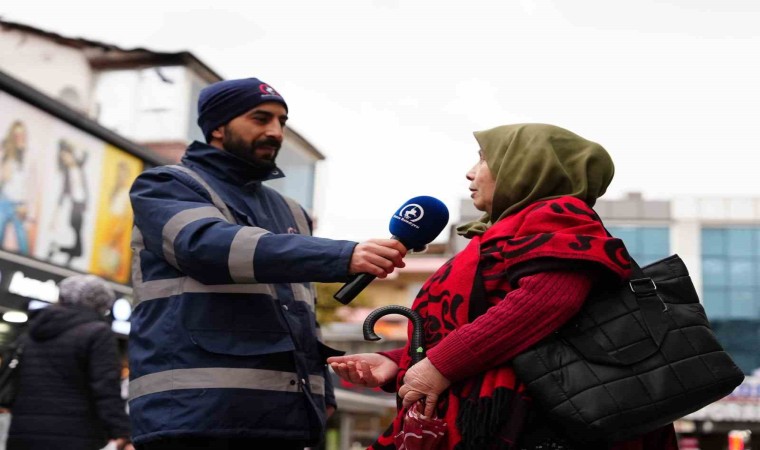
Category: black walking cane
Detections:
[
  {"x1": 363, "y1": 305, "x2": 424, "y2": 410},
  {"x1": 364, "y1": 306, "x2": 448, "y2": 447},
  {"x1": 363, "y1": 305, "x2": 425, "y2": 365}
]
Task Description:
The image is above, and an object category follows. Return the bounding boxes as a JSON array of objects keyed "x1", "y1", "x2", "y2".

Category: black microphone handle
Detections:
[
  {"x1": 333, "y1": 236, "x2": 411, "y2": 305},
  {"x1": 333, "y1": 273, "x2": 376, "y2": 305}
]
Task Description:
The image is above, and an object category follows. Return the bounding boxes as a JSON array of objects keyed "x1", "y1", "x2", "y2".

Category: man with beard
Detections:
[{"x1": 127, "y1": 78, "x2": 407, "y2": 449}]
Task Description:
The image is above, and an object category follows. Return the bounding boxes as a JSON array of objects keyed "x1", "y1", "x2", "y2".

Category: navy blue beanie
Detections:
[{"x1": 197, "y1": 77, "x2": 288, "y2": 141}]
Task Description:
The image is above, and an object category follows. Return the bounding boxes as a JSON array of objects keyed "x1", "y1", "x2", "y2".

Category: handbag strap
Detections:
[
  {"x1": 574, "y1": 220, "x2": 672, "y2": 364},
  {"x1": 563, "y1": 288, "x2": 670, "y2": 366}
]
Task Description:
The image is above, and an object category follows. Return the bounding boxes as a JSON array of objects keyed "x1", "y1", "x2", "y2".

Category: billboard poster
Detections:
[
  {"x1": 89, "y1": 145, "x2": 143, "y2": 283},
  {"x1": 35, "y1": 121, "x2": 105, "y2": 272},
  {"x1": 0, "y1": 90, "x2": 144, "y2": 285},
  {"x1": 0, "y1": 92, "x2": 49, "y2": 256}
]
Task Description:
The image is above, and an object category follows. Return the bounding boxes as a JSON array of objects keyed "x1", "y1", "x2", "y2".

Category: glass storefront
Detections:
[
  {"x1": 702, "y1": 226, "x2": 760, "y2": 374},
  {"x1": 606, "y1": 225, "x2": 671, "y2": 266}
]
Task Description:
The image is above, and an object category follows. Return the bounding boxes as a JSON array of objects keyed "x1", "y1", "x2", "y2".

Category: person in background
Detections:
[
  {"x1": 47, "y1": 139, "x2": 89, "y2": 266},
  {"x1": 0, "y1": 120, "x2": 31, "y2": 255},
  {"x1": 128, "y1": 77, "x2": 407, "y2": 450},
  {"x1": 329, "y1": 124, "x2": 679, "y2": 449},
  {"x1": 97, "y1": 161, "x2": 133, "y2": 280},
  {"x1": 7, "y1": 274, "x2": 132, "y2": 450}
]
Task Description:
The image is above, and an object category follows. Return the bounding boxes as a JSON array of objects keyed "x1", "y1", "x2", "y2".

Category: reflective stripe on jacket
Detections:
[{"x1": 128, "y1": 142, "x2": 356, "y2": 445}]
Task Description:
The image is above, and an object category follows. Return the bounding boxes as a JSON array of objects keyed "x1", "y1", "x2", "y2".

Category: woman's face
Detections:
[
  {"x1": 466, "y1": 150, "x2": 496, "y2": 214},
  {"x1": 60, "y1": 148, "x2": 75, "y2": 167}
]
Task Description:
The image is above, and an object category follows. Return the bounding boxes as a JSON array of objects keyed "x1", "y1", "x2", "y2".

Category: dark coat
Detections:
[
  {"x1": 7, "y1": 305, "x2": 130, "y2": 450},
  {"x1": 127, "y1": 142, "x2": 352, "y2": 445}
]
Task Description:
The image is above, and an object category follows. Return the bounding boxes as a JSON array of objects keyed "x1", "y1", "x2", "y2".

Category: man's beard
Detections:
[{"x1": 222, "y1": 128, "x2": 280, "y2": 172}]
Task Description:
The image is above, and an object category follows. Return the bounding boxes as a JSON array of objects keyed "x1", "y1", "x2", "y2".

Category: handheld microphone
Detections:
[{"x1": 333, "y1": 196, "x2": 449, "y2": 305}]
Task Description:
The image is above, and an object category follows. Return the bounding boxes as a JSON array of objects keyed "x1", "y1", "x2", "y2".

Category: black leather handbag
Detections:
[
  {"x1": 0, "y1": 338, "x2": 24, "y2": 408},
  {"x1": 510, "y1": 254, "x2": 745, "y2": 444}
]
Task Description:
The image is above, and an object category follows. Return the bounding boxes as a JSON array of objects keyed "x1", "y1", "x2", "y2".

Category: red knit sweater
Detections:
[{"x1": 380, "y1": 270, "x2": 592, "y2": 382}]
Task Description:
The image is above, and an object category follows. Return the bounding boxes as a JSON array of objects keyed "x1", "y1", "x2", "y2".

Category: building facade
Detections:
[
  {"x1": 0, "y1": 19, "x2": 324, "y2": 212},
  {"x1": 0, "y1": 68, "x2": 163, "y2": 338}
]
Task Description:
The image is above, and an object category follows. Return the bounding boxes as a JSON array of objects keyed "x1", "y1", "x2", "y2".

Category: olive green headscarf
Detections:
[{"x1": 457, "y1": 123, "x2": 615, "y2": 238}]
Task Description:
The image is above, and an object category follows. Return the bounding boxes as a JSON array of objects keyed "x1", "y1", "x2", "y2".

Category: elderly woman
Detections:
[
  {"x1": 7, "y1": 275, "x2": 132, "y2": 450},
  {"x1": 328, "y1": 124, "x2": 678, "y2": 449}
]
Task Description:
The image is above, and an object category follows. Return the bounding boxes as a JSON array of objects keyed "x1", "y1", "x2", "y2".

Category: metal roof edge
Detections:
[{"x1": 0, "y1": 19, "x2": 224, "y2": 83}]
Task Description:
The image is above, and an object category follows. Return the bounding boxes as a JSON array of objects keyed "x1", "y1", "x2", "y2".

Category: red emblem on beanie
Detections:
[{"x1": 259, "y1": 83, "x2": 281, "y2": 97}]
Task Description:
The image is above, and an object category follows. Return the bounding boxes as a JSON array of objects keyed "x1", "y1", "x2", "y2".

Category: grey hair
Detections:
[{"x1": 58, "y1": 274, "x2": 116, "y2": 315}]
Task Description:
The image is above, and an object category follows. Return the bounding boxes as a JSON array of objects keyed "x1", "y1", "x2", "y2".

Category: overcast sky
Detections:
[{"x1": 3, "y1": 1, "x2": 759, "y2": 242}]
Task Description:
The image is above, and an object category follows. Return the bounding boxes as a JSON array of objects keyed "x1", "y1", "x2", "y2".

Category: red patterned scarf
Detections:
[{"x1": 370, "y1": 197, "x2": 631, "y2": 450}]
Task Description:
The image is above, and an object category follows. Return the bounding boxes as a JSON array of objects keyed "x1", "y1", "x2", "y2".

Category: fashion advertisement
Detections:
[
  {"x1": 0, "y1": 91, "x2": 141, "y2": 284},
  {"x1": 34, "y1": 121, "x2": 104, "y2": 272},
  {"x1": 89, "y1": 145, "x2": 143, "y2": 284},
  {"x1": 0, "y1": 92, "x2": 47, "y2": 256}
]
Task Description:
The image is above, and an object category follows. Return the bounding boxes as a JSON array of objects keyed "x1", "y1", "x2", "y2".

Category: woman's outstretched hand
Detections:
[
  {"x1": 399, "y1": 357, "x2": 451, "y2": 417},
  {"x1": 328, "y1": 353, "x2": 399, "y2": 388}
]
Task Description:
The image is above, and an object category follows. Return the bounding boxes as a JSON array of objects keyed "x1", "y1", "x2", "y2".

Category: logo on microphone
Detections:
[{"x1": 394, "y1": 204, "x2": 424, "y2": 228}]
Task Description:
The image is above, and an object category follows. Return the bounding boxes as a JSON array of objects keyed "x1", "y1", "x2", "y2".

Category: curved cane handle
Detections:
[{"x1": 363, "y1": 305, "x2": 425, "y2": 365}]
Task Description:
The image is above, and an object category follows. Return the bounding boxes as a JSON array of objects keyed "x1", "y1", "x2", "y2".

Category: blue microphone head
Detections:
[{"x1": 389, "y1": 196, "x2": 450, "y2": 251}]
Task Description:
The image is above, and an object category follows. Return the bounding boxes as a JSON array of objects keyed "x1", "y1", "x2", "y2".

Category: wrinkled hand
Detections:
[
  {"x1": 328, "y1": 353, "x2": 399, "y2": 388},
  {"x1": 399, "y1": 358, "x2": 451, "y2": 417},
  {"x1": 349, "y1": 239, "x2": 407, "y2": 278}
]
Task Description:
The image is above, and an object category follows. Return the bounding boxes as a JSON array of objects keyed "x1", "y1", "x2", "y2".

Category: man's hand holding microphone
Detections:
[
  {"x1": 349, "y1": 239, "x2": 407, "y2": 279},
  {"x1": 335, "y1": 196, "x2": 449, "y2": 305}
]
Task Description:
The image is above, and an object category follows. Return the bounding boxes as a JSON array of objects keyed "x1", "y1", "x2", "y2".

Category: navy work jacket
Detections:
[{"x1": 128, "y1": 142, "x2": 355, "y2": 445}]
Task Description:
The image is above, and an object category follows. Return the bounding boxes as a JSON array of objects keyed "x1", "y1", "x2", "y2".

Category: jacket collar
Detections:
[{"x1": 181, "y1": 141, "x2": 286, "y2": 185}]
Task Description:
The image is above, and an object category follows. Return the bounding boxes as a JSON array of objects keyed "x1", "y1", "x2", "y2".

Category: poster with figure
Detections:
[
  {"x1": 89, "y1": 145, "x2": 143, "y2": 284},
  {"x1": 1, "y1": 86, "x2": 150, "y2": 287},
  {"x1": 34, "y1": 122, "x2": 104, "y2": 272},
  {"x1": 0, "y1": 92, "x2": 48, "y2": 256}
]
